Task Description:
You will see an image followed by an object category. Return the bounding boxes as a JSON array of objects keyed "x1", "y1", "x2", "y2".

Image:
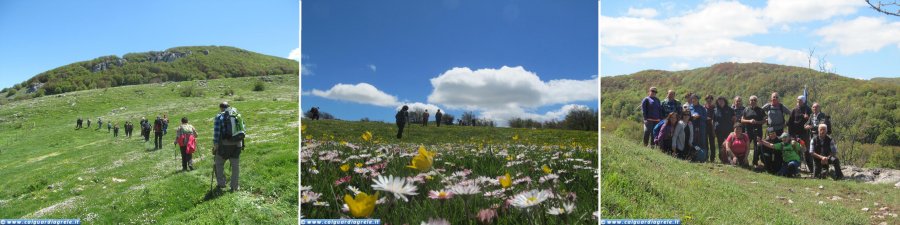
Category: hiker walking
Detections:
[
  {"x1": 113, "y1": 123, "x2": 120, "y2": 138},
  {"x1": 213, "y1": 102, "x2": 244, "y2": 191},
  {"x1": 641, "y1": 87, "x2": 663, "y2": 148},
  {"x1": 162, "y1": 114, "x2": 169, "y2": 135},
  {"x1": 310, "y1": 107, "x2": 320, "y2": 120},
  {"x1": 76, "y1": 117, "x2": 83, "y2": 129},
  {"x1": 153, "y1": 116, "x2": 164, "y2": 150},
  {"x1": 435, "y1": 109, "x2": 443, "y2": 127},
  {"x1": 140, "y1": 117, "x2": 150, "y2": 142},
  {"x1": 809, "y1": 124, "x2": 844, "y2": 180},
  {"x1": 97, "y1": 117, "x2": 103, "y2": 130},
  {"x1": 107, "y1": 121, "x2": 112, "y2": 133},
  {"x1": 396, "y1": 105, "x2": 409, "y2": 139},
  {"x1": 423, "y1": 110, "x2": 430, "y2": 126},
  {"x1": 175, "y1": 117, "x2": 198, "y2": 171},
  {"x1": 86, "y1": 118, "x2": 91, "y2": 128}
]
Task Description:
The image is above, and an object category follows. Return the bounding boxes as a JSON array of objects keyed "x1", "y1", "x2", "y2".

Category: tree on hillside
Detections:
[
  {"x1": 564, "y1": 108, "x2": 599, "y2": 131},
  {"x1": 460, "y1": 111, "x2": 477, "y2": 126},
  {"x1": 440, "y1": 113, "x2": 455, "y2": 125}
]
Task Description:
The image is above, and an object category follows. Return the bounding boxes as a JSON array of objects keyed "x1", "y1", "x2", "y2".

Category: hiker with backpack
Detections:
[
  {"x1": 76, "y1": 117, "x2": 83, "y2": 129},
  {"x1": 435, "y1": 109, "x2": 443, "y2": 127},
  {"x1": 641, "y1": 87, "x2": 663, "y2": 148},
  {"x1": 86, "y1": 118, "x2": 91, "y2": 128},
  {"x1": 724, "y1": 123, "x2": 751, "y2": 168},
  {"x1": 97, "y1": 117, "x2": 103, "y2": 130},
  {"x1": 396, "y1": 105, "x2": 409, "y2": 139},
  {"x1": 809, "y1": 124, "x2": 844, "y2": 180},
  {"x1": 213, "y1": 102, "x2": 245, "y2": 191},
  {"x1": 113, "y1": 123, "x2": 119, "y2": 138},
  {"x1": 655, "y1": 112, "x2": 679, "y2": 156},
  {"x1": 672, "y1": 111, "x2": 694, "y2": 160},
  {"x1": 762, "y1": 92, "x2": 790, "y2": 136},
  {"x1": 140, "y1": 117, "x2": 150, "y2": 142},
  {"x1": 175, "y1": 117, "x2": 198, "y2": 172},
  {"x1": 107, "y1": 121, "x2": 112, "y2": 133},
  {"x1": 758, "y1": 132, "x2": 804, "y2": 177},
  {"x1": 162, "y1": 114, "x2": 169, "y2": 135},
  {"x1": 153, "y1": 116, "x2": 164, "y2": 150}
]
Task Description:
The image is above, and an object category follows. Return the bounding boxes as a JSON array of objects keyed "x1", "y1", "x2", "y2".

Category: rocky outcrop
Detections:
[
  {"x1": 91, "y1": 58, "x2": 127, "y2": 72},
  {"x1": 842, "y1": 166, "x2": 900, "y2": 184},
  {"x1": 26, "y1": 82, "x2": 44, "y2": 93},
  {"x1": 147, "y1": 51, "x2": 191, "y2": 63}
]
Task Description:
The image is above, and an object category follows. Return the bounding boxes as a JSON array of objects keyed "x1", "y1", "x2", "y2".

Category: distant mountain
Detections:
[
  {"x1": 1, "y1": 46, "x2": 298, "y2": 100},
  {"x1": 601, "y1": 62, "x2": 899, "y2": 146}
]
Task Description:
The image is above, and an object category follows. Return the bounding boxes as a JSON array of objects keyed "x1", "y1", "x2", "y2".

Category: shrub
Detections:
[
  {"x1": 253, "y1": 80, "x2": 266, "y2": 92},
  {"x1": 179, "y1": 85, "x2": 204, "y2": 97}
]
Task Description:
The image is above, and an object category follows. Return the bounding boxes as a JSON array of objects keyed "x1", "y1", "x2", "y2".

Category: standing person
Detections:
[
  {"x1": 787, "y1": 95, "x2": 813, "y2": 172},
  {"x1": 732, "y1": 96, "x2": 745, "y2": 131},
  {"x1": 141, "y1": 117, "x2": 150, "y2": 142},
  {"x1": 310, "y1": 107, "x2": 320, "y2": 120},
  {"x1": 153, "y1": 116, "x2": 163, "y2": 150},
  {"x1": 689, "y1": 94, "x2": 708, "y2": 162},
  {"x1": 703, "y1": 95, "x2": 716, "y2": 161},
  {"x1": 162, "y1": 114, "x2": 169, "y2": 136},
  {"x1": 713, "y1": 96, "x2": 735, "y2": 164},
  {"x1": 806, "y1": 102, "x2": 831, "y2": 136},
  {"x1": 97, "y1": 117, "x2": 103, "y2": 130},
  {"x1": 655, "y1": 112, "x2": 679, "y2": 156},
  {"x1": 395, "y1": 105, "x2": 409, "y2": 139},
  {"x1": 661, "y1": 90, "x2": 682, "y2": 118},
  {"x1": 435, "y1": 109, "x2": 443, "y2": 127},
  {"x1": 641, "y1": 87, "x2": 663, "y2": 147},
  {"x1": 672, "y1": 112, "x2": 694, "y2": 160},
  {"x1": 742, "y1": 96, "x2": 767, "y2": 168},
  {"x1": 113, "y1": 123, "x2": 119, "y2": 138},
  {"x1": 87, "y1": 118, "x2": 91, "y2": 128},
  {"x1": 76, "y1": 117, "x2": 82, "y2": 129},
  {"x1": 761, "y1": 92, "x2": 790, "y2": 136},
  {"x1": 423, "y1": 110, "x2": 430, "y2": 126},
  {"x1": 107, "y1": 121, "x2": 112, "y2": 133},
  {"x1": 809, "y1": 124, "x2": 844, "y2": 180},
  {"x1": 724, "y1": 123, "x2": 751, "y2": 168},
  {"x1": 758, "y1": 133, "x2": 804, "y2": 177},
  {"x1": 214, "y1": 102, "x2": 242, "y2": 191},
  {"x1": 124, "y1": 122, "x2": 131, "y2": 138},
  {"x1": 175, "y1": 117, "x2": 198, "y2": 172}
]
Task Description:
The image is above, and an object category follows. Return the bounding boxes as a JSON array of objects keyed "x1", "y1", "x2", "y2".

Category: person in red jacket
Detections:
[{"x1": 175, "y1": 117, "x2": 198, "y2": 171}]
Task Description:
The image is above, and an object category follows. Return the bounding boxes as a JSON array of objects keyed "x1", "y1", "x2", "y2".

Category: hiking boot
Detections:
[{"x1": 189, "y1": 165, "x2": 194, "y2": 171}]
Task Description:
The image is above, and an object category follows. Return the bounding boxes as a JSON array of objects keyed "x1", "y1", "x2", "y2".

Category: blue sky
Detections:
[
  {"x1": 601, "y1": 0, "x2": 900, "y2": 79},
  {"x1": 302, "y1": 0, "x2": 598, "y2": 125},
  {"x1": 0, "y1": 0, "x2": 299, "y2": 89}
]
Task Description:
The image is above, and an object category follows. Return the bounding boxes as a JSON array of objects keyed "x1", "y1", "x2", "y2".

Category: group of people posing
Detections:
[
  {"x1": 642, "y1": 87, "x2": 844, "y2": 179},
  {"x1": 72, "y1": 102, "x2": 245, "y2": 191}
]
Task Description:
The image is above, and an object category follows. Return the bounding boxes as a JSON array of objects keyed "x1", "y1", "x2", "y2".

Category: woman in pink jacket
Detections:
[{"x1": 175, "y1": 117, "x2": 199, "y2": 171}]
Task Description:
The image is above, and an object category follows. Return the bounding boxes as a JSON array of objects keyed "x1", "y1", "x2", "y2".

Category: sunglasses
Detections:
[{"x1": 651, "y1": 90, "x2": 658, "y2": 93}]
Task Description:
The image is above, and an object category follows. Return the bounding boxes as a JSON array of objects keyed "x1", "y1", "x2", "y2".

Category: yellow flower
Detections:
[
  {"x1": 301, "y1": 124, "x2": 307, "y2": 133},
  {"x1": 355, "y1": 162, "x2": 363, "y2": 168},
  {"x1": 340, "y1": 141, "x2": 348, "y2": 146},
  {"x1": 361, "y1": 131, "x2": 373, "y2": 142},
  {"x1": 542, "y1": 165, "x2": 552, "y2": 174},
  {"x1": 340, "y1": 164, "x2": 350, "y2": 172},
  {"x1": 344, "y1": 192, "x2": 379, "y2": 218},
  {"x1": 506, "y1": 155, "x2": 513, "y2": 161},
  {"x1": 305, "y1": 135, "x2": 312, "y2": 140},
  {"x1": 499, "y1": 172, "x2": 512, "y2": 188},
  {"x1": 406, "y1": 146, "x2": 435, "y2": 172},
  {"x1": 425, "y1": 175, "x2": 433, "y2": 180},
  {"x1": 512, "y1": 134, "x2": 519, "y2": 141}
]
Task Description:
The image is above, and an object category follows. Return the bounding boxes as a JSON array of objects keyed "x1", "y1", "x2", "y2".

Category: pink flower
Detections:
[
  {"x1": 476, "y1": 208, "x2": 497, "y2": 224},
  {"x1": 334, "y1": 175, "x2": 351, "y2": 186},
  {"x1": 427, "y1": 190, "x2": 454, "y2": 200}
]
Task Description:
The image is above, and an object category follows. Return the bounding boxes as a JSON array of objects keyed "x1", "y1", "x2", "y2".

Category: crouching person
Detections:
[
  {"x1": 809, "y1": 124, "x2": 844, "y2": 180},
  {"x1": 758, "y1": 133, "x2": 803, "y2": 177}
]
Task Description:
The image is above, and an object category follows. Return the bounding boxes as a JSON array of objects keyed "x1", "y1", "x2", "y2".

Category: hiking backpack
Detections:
[{"x1": 220, "y1": 107, "x2": 246, "y2": 141}]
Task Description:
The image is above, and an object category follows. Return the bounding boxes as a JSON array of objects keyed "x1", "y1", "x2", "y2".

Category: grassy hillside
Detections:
[
  {"x1": 301, "y1": 119, "x2": 598, "y2": 224},
  {"x1": 0, "y1": 46, "x2": 298, "y2": 102},
  {"x1": 601, "y1": 134, "x2": 899, "y2": 224},
  {"x1": 601, "y1": 62, "x2": 900, "y2": 168},
  {"x1": 0, "y1": 75, "x2": 298, "y2": 224}
]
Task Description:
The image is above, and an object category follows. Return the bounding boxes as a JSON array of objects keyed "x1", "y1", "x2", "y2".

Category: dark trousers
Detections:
[
  {"x1": 714, "y1": 129, "x2": 731, "y2": 163},
  {"x1": 660, "y1": 138, "x2": 673, "y2": 155},
  {"x1": 143, "y1": 130, "x2": 150, "y2": 142},
  {"x1": 747, "y1": 127, "x2": 763, "y2": 165},
  {"x1": 154, "y1": 132, "x2": 163, "y2": 149},
  {"x1": 114, "y1": 129, "x2": 119, "y2": 137},
  {"x1": 643, "y1": 121, "x2": 659, "y2": 147},
  {"x1": 180, "y1": 146, "x2": 193, "y2": 171},
  {"x1": 814, "y1": 156, "x2": 844, "y2": 179},
  {"x1": 693, "y1": 125, "x2": 707, "y2": 162},
  {"x1": 396, "y1": 123, "x2": 405, "y2": 139},
  {"x1": 779, "y1": 160, "x2": 800, "y2": 177},
  {"x1": 706, "y1": 123, "x2": 716, "y2": 161}
]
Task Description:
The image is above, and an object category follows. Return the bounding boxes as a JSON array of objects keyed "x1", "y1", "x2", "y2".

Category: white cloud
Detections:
[
  {"x1": 427, "y1": 66, "x2": 597, "y2": 110},
  {"x1": 764, "y1": 0, "x2": 864, "y2": 24},
  {"x1": 311, "y1": 83, "x2": 398, "y2": 107},
  {"x1": 368, "y1": 64, "x2": 377, "y2": 72},
  {"x1": 396, "y1": 102, "x2": 441, "y2": 114},
  {"x1": 631, "y1": 39, "x2": 808, "y2": 67},
  {"x1": 480, "y1": 104, "x2": 592, "y2": 127},
  {"x1": 288, "y1": 48, "x2": 301, "y2": 60},
  {"x1": 816, "y1": 16, "x2": 900, "y2": 54},
  {"x1": 600, "y1": 16, "x2": 672, "y2": 48},
  {"x1": 426, "y1": 66, "x2": 597, "y2": 126},
  {"x1": 626, "y1": 7, "x2": 658, "y2": 18}
]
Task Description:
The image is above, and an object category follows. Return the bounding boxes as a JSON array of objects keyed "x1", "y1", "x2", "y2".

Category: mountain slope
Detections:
[
  {"x1": 1, "y1": 46, "x2": 298, "y2": 101},
  {"x1": 601, "y1": 134, "x2": 899, "y2": 224},
  {"x1": 0, "y1": 75, "x2": 298, "y2": 223}
]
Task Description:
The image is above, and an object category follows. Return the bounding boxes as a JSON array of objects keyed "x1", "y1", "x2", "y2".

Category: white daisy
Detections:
[
  {"x1": 300, "y1": 191, "x2": 321, "y2": 204},
  {"x1": 449, "y1": 184, "x2": 481, "y2": 195},
  {"x1": 420, "y1": 218, "x2": 450, "y2": 225},
  {"x1": 346, "y1": 185, "x2": 361, "y2": 195},
  {"x1": 371, "y1": 175, "x2": 418, "y2": 202},
  {"x1": 547, "y1": 202, "x2": 576, "y2": 215},
  {"x1": 313, "y1": 201, "x2": 330, "y2": 207},
  {"x1": 510, "y1": 189, "x2": 550, "y2": 208}
]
